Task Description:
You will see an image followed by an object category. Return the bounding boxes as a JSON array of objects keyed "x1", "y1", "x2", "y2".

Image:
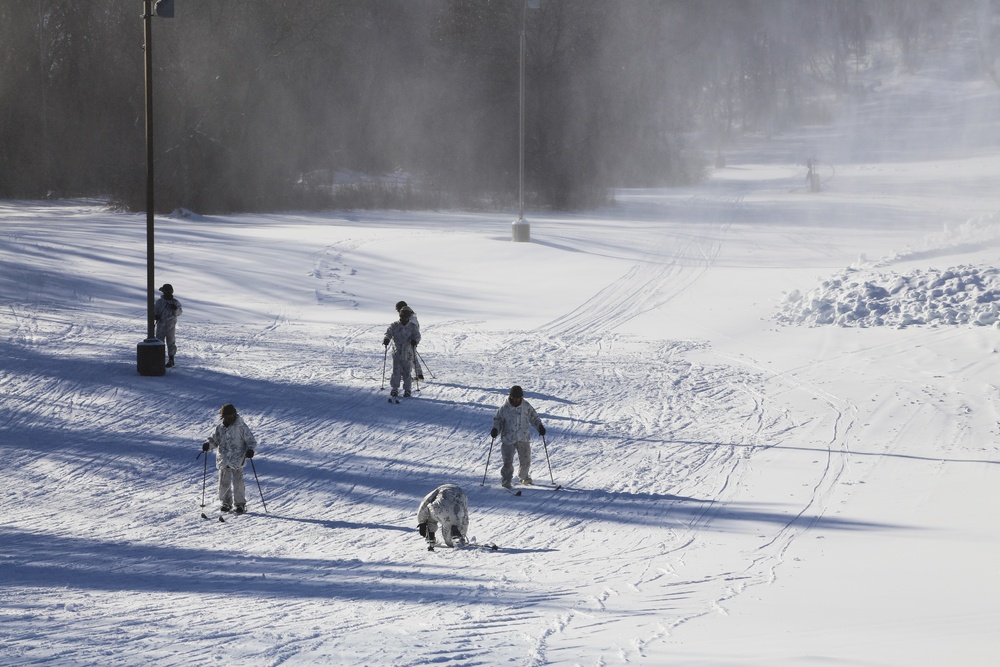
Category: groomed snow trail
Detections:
[
  {"x1": 0, "y1": 180, "x2": 900, "y2": 666},
  {"x1": 0, "y1": 190, "x2": 813, "y2": 666}
]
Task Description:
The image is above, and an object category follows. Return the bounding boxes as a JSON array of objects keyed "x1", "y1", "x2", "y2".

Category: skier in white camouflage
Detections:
[
  {"x1": 395, "y1": 300, "x2": 424, "y2": 380},
  {"x1": 383, "y1": 306, "x2": 421, "y2": 398},
  {"x1": 490, "y1": 385, "x2": 545, "y2": 489},
  {"x1": 154, "y1": 283, "x2": 183, "y2": 367},
  {"x1": 417, "y1": 484, "x2": 469, "y2": 549},
  {"x1": 201, "y1": 403, "x2": 258, "y2": 514}
]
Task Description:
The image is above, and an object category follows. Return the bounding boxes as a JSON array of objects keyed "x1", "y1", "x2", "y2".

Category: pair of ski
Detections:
[
  {"x1": 428, "y1": 541, "x2": 499, "y2": 552},
  {"x1": 200, "y1": 508, "x2": 247, "y2": 522},
  {"x1": 503, "y1": 483, "x2": 562, "y2": 496},
  {"x1": 388, "y1": 392, "x2": 414, "y2": 404}
]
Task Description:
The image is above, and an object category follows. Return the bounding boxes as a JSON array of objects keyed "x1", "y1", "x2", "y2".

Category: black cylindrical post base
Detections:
[
  {"x1": 512, "y1": 219, "x2": 530, "y2": 242},
  {"x1": 137, "y1": 338, "x2": 166, "y2": 376}
]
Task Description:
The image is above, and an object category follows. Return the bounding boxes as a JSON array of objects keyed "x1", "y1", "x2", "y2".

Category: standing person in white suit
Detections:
[
  {"x1": 201, "y1": 404, "x2": 258, "y2": 514},
  {"x1": 395, "y1": 300, "x2": 423, "y2": 381},
  {"x1": 490, "y1": 385, "x2": 546, "y2": 489},
  {"x1": 383, "y1": 306, "x2": 421, "y2": 398},
  {"x1": 154, "y1": 283, "x2": 183, "y2": 367}
]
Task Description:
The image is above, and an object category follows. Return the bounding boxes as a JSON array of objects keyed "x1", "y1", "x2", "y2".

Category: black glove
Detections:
[
  {"x1": 202, "y1": 442, "x2": 210, "y2": 452},
  {"x1": 170, "y1": 303, "x2": 178, "y2": 311},
  {"x1": 538, "y1": 425, "x2": 546, "y2": 436},
  {"x1": 410, "y1": 340, "x2": 417, "y2": 347},
  {"x1": 418, "y1": 522, "x2": 427, "y2": 537},
  {"x1": 245, "y1": 450, "x2": 255, "y2": 459},
  {"x1": 490, "y1": 427, "x2": 498, "y2": 439},
  {"x1": 383, "y1": 337, "x2": 390, "y2": 347}
]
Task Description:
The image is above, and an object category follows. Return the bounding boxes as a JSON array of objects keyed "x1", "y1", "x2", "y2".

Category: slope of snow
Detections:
[{"x1": 3, "y1": 37, "x2": 1000, "y2": 667}]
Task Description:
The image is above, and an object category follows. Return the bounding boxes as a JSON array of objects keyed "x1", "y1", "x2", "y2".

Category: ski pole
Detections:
[
  {"x1": 481, "y1": 436, "x2": 496, "y2": 486},
  {"x1": 415, "y1": 348, "x2": 435, "y2": 379},
  {"x1": 380, "y1": 344, "x2": 388, "y2": 389},
  {"x1": 248, "y1": 457, "x2": 268, "y2": 513},
  {"x1": 541, "y1": 433, "x2": 555, "y2": 485},
  {"x1": 408, "y1": 344, "x2": 420, "y2": 393},
  {"x1": 198, "y1": 448, "x2": 208, "y2": 507}
]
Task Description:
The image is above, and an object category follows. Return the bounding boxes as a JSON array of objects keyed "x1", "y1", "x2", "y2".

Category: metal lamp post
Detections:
[
  {"x1": 136, "y1": 0, "x2": 172, "y2": 375},
  {"x1": 512, "y1": 0, "x2": 539, "y2": 242}
]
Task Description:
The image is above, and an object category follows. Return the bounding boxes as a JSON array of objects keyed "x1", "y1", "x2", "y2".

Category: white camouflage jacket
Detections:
[
  {"x1": 154, "y1": 296, "x2": 183, "y2": 324},
  {"x1": 492, "y1": 399, "x2": 543, "y2": 445},
  {"x1": 206, "y1": 416, "x2": 258, "y2": 470},
  {"x1": 385, "y1": 320, "x2": 421, "y2": 358},
  {"x1": 416, "y1": 484, "x2": 466, "y2": 525}
]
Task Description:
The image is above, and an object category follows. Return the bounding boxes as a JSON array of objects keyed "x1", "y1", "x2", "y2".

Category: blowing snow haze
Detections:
[{"x1": 0, "y1": 1, "x2": 983, "y2": 213}]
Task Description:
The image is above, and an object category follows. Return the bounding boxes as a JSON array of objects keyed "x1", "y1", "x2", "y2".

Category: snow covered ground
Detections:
[{"x1": 3, "y1": 37, "x2": 1000, "y2": 667}]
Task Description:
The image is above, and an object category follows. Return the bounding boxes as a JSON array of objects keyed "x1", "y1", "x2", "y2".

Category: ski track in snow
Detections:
[
  {"x1": 539, "y1": 193, "x2": 739, "y2": 341},
  {"x1": 0, "y1": 194, "x2": 828, "y2": 666},
  {"x1": 5, "y1": 179, "x2": 989, "y2": 664}
]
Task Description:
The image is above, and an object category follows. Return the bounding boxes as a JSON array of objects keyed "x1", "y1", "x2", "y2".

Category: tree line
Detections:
[{"x1": 0, "y1": 0, "x2": 971, "y2": 213}]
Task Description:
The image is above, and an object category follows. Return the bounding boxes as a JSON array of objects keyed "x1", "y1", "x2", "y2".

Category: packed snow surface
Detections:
[
  {"x1": 3, "y1": 38, "x2": 1000, "y2": 667},
  {"x1": 776, "y1": 215, "x2": 1000, "y2": 328},
  {"x1": 778, "y1": 261, "x2": 1000, "y2": 327}
]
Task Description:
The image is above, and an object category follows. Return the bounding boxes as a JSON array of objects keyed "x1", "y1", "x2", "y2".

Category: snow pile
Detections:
[{"x1": 777, "y1": 264, "x2": 1000, "y2": 328}]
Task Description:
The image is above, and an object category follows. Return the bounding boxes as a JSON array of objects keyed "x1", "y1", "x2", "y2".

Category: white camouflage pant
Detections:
[
  {"x1": 155, "y1": 318, "x2": 178, "y2": 357},
  {"x1": 218, "y1": 466, "x2": 247, "y2": 506},
  {"x1": 390, "y1": 350, "x2": 414, "y2": 392},
  {"x1": 500, "y1": 440, "x2": 531, "y2": 484}
]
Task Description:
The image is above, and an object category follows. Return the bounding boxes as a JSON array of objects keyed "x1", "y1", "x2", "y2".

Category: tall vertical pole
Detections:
[
  {"x1": 143, "y1": 0, "x2": 155, "y2": 339},
  {"x1": 518, "y1": 2, "x2": 526, "y2": 223},
  {"x1": 137, "y1": 0, "x2": 166, "y2": 375},
  {"x1": 511, "y1": 0, "x2": 532, "y2": 242}
]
